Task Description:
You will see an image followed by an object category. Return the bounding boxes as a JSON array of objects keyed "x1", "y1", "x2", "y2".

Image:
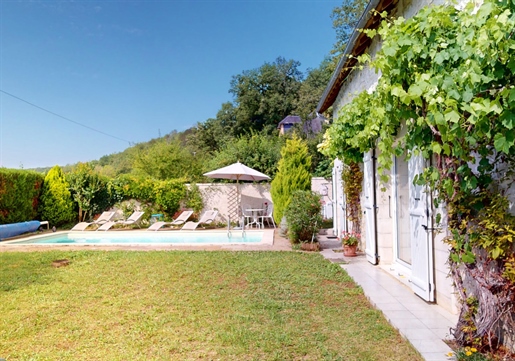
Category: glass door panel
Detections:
[{"x1": 395, "y1": 156, "x2": 412, "y2": 265}]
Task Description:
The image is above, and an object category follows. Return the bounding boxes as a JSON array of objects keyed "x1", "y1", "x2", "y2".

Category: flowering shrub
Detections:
[
  {"x1": 284, "y1": 190, "x2": 322, "y2": 243},
  {"x1": 341, "y1": 231, "x2": 360, "y2": 246},
  {"x1": 185, "y1": 183, "x2": 204, "y2": 214}
]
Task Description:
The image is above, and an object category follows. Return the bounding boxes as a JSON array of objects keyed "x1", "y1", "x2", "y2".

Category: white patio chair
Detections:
[
  {"x1": 241, "y1": 205, "x2": 253, "y2": 228},
  {"x1": 147, "y1": 210, "x2": 194, "y2": 231},
  {"x1": 97, "y1": 211, "x2": 145, "y2": 231},
  {"x1": 71, "y1": 211, "x2": 115, "y2": 231},
  {"x1": 259, "y1": 204, "x2": 276, "y2": 228},
  {"x1": 181, "y1": 210, "x2": 219, "y2": 230}
]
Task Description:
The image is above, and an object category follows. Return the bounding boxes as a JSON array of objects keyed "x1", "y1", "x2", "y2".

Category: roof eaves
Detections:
[{"x1": 316, "y1": 0, "x2": 383, "y2": 114}]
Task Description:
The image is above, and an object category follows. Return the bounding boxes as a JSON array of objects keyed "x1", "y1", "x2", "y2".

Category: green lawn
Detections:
[{"x1": 0, "y1": 251, "x2": 423, "y2": 360}]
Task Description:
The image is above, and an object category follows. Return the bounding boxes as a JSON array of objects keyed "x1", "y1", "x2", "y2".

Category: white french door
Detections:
[
  {"x1": 408, "y1": 154, "x2": 434, "y2": 301},
  {"x1": 363, "y1": 151, "x2": 377, "y2": 265},
  {"x1": 393, "y1": 156, "x2": 412, "y2": 267},
  {"x1": 332, "y1": 159, "x2": 347, "y2": 237}
]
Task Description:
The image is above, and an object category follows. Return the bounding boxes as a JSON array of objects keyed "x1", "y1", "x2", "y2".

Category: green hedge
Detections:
[
  {"x1": 0, "y1": 169, "x2": 45, "y2": 224},
  {"x1": 108, "y1": 175, "x2": 188, "y2": 218}
]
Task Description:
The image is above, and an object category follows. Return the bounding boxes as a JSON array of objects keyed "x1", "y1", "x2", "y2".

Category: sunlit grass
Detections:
[{"x1": 0, "y1": 251, "x2": 422, "y2": 360}]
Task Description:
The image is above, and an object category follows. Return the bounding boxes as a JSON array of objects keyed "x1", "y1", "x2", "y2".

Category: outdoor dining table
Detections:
[{"x1": 245, "y1": 208, "x2": 264, "y2": 229}]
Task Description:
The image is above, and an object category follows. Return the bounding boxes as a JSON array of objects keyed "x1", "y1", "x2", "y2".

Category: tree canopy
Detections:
[
  {"x1": 229, "y1": 57, "x2": 304, "y2": 134},
  {"x1": 329, "y1": 0, "x2": 369, "y2": 70}
]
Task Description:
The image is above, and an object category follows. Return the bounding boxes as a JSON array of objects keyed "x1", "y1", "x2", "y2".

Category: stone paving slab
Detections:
[{"x1": 317, "y1": 240, "x2": 456, "y2": 361}]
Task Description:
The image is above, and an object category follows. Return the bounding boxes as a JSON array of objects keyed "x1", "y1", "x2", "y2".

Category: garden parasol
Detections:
[{"x1": 203, "y1": 162, "x2": 270, "y2": 219}]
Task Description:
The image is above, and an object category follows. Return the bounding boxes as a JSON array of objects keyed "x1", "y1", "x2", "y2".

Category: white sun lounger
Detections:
[
  {"x1": 147, "y1": 210, "x2": 194, "y2": 231},
  {"x1": 96, "y1": 211, "x2": 145, "y2": 231},
  {"x1": 71, "y1": 211, "x2": 115, "y2": 231},
  {"x1": 181, "y1": 210, "x2": 218, "y2": 230}
]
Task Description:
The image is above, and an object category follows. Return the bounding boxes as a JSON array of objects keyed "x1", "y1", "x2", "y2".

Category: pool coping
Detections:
[{"x1": 0, "y1": 228, "x2": 277, "y2": 250}]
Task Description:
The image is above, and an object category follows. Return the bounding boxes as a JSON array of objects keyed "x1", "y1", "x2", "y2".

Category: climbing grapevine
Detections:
[{"x1": 320, "y1": 0, "x2": 515, "y2": 353}]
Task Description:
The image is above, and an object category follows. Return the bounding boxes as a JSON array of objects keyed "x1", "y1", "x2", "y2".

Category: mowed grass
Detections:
[{"x1": 0, "y1": 251, "x2": 423, "y2": 361}]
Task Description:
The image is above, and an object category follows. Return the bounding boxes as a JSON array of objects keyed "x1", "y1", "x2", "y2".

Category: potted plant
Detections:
[{"x1": 341, "y1": 231, "x2": 359, "y2": 257}]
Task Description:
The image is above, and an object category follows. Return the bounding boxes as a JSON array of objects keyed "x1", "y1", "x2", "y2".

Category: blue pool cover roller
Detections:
[{"x1": 0, "y1": 221, "x2": 41, "y2": 240}]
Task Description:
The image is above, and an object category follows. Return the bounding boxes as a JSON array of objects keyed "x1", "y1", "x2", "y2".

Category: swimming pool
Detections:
[{"x1": 3, "y1": 230, "x2": 270, "y2": 246}]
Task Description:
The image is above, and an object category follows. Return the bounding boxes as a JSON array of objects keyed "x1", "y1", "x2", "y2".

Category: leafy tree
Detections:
[
  {"x1": 67, "y1": 163, "x2": 113, "y2": 222},
  {"x1": 188, "y1": 103, "x2": 238, "y2": 155},
  {"x1": 293, "y1": 59, "x2": 334, "y2": 121},
  {"x1": 288, "y1": 121, "x2": 333, "y2": 178},
  {"x1": 306, "y1": 132, "x2": 333, "y2": 178},
  {"x1": 93, "y1": 146, "x2": 139, "y2": 176},
  {"x1": 230, "y1": 57, "x2": 303, "y2": 134},
  {"x1": 133, "y1": 137, "x2": 204, "y2": 182},
  {"x1": 38, "y1": 165, "x2": 75, "y2": 227},
  {"x1": 205, "y1": 132, "x2": 284, "y2": 178},
  {"x1": 153, "y1": 179, "x2": 187, "y2": 217},
  {"x1": 271, "y1": 137, "x2": 312, "y2": 223},
  {"x1": 329, "y1": 0, "x2": 369, "y2": 70}
]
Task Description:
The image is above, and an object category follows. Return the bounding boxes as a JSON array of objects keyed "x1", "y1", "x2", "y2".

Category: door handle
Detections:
[{"x1": 422, "y1": 225, "x2": 436, "y2": 231}]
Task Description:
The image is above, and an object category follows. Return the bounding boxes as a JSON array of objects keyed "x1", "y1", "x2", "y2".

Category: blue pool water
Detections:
[{"x1": 6, "y1": 230, "x2": 263, "y2": 245}]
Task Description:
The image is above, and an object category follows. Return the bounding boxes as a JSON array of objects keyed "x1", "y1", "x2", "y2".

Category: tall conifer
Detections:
[
  {"x1": 38, "y1": 165, "x2": 75, "y2": 226},
  {"x1": 271, "y1": 137, "x2": 311, "y2": 222}
]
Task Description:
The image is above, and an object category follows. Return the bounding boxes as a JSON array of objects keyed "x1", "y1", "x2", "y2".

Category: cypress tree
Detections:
[
  {"x1": 38, "y1": 165, "x2": 75, "y2": 227},
  {"x1": 271, "y1": 137, "x2": 312, "y2": 223}
]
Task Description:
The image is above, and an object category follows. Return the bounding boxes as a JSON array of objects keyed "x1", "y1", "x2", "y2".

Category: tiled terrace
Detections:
[{"x1": 319, "y1": 237, "x2": 457, "y2": 361}]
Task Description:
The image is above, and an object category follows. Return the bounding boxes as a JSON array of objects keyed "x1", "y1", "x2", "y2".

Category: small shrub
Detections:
[
  {"x1": 153, "y1": 179, "x2": 187, "y2": 217},
  {"x1": 118, "y1": 200, "x2": 138, "y2": 218},
  {"x1": 185, "y1": 183, "x2": 204, "y2": 214},
  {"x1": 284, "y1": 190, "x2": 322, "y2": 243},
  {"x1": 320, "y1": 218, "x2": 333, "y2": 229}
]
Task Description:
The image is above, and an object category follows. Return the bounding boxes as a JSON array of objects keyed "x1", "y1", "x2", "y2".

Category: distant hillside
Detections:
[
  {"x1": 28, "y1": 127, "x2": 193, "y2": 176},
  {"x1": 28, "y1": 58, "x2": 334, "y2": 179}
]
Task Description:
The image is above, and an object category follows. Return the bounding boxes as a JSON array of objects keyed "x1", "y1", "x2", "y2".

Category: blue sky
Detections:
[{"x1": 0, "y1": 0, "x2": 340, "y2": 169}]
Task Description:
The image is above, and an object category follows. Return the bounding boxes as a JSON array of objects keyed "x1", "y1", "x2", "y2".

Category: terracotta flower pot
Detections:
[{"x1": 343, "y1": 244, "x2": 357, "y2": 257}]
